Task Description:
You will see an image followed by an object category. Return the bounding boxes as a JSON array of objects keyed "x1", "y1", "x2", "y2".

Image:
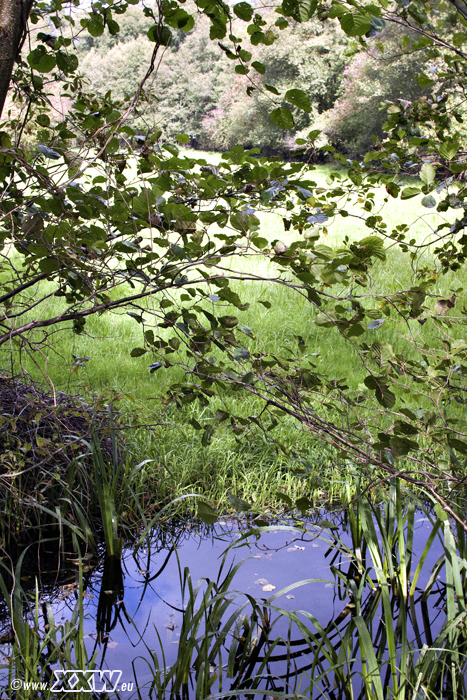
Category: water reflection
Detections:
[{"x1": 0, "y1": 511, "x2": 457, "y2": 698}]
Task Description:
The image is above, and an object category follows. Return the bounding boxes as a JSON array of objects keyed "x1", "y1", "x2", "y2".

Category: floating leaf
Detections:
[
  {"x1": 198, "y1": 502, "x2": 218, "y2": 524},
  {"x1": 316, "y1": 519, "x2": 339, "y2": 530},
  {"x1": 228, "y1": 493, "x2": 252, "y2": 511}
]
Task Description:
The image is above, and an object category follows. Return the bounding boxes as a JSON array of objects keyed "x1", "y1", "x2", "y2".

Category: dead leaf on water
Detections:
[
  {"x1": 262, "y1": 584, "x2": 276, "y2": 592},
  {"x1": 104, "y1": 590, "x2": 114, "y2": 595},
  {"x1": 107, "y1": 642, "x2": 118, "y2": 649},
  {"x1": 255, "y1": 578, "x2": 268, "y2": 585},
  {"x1": 164, "y1": 622, "x2": 175, "y2": 630},
  {"x1": 286, "y1": 595, "x2": 295, "y2": 599}
]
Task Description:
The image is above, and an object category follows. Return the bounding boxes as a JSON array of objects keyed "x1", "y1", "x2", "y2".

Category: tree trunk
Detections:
[{"x1": 0, "y1": 0, "x2": 35, "y2": 119}]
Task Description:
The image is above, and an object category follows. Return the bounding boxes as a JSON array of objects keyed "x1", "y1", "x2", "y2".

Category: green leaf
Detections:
[
  {"x1": 147, "y1": 25, "x2": 172, "y2": 45},
  {"x1": 316, "y1": 519, "x2": 339, "y2": 531},
  {"x1": 421, "y1": 194, "x2": 436, "y2": 208},
  {"x1": 401, "y1": 187, "x2": 420, "y2": 200},
  {"x1": 164, "y1": 8, "x2": 194, "y2": 31},
  {"x1": 227, "y1": 493, "x2": 252, "y2": 511},
  {"x1": 234, "y1": 347, "x2": 250, "y2": 360},
  {"x1": 39, "y1": 258, "x2": 60, "y2": 273},
  {"x1": 130, "y1": 348, "x2": 147, "y2": 357},
  {"x1": 215, "y1": 409, "x2": 229, "y2": 422},
  {"x1": 107, "y1": 18, "x2": 120, "y2": 35},
  {"x1": 339, "y1": 12, "x2": 372, "y2": 37},
  {"x1": 364, "y1": 375, "x2": 396, "y2": 408},
  {"x1": 265, "y1": 84, "x2": 281, "y2": 95},
  {"x1": 439, "y1": 141, "x2": 459, "y2": 161},
  {"x1": 285, "y1": 88, "x2": 311, "y2": 113},
  {"x1": 390, "y1": 436, "x2": 418, "y2": 457},
  {"x1": 434, "y1": 503, "x2": 448, "y2": 522},
  {"x1": 296, "y1": 496, "x2": 312, "y2": 513},
  {"x1": 229, "y1": 211, "x2": 249, "y2": 232},
  {"x1": 37, "y1": 145, "x2": 61, "y2": 159},
  {"x1": 202, "y1": 424, "x2": 214, "y2": 446},
  {"x1": 198, "y1": 502, "x2": 218, "y2": 524},
  {"x1": 219, "y1": 315, "x2": 239, "y2": 328},
  {"x1": 87, "y1": 16, "x2": 105, "y2": 37},
  {"x1": 275, "y1": 491, "x2": 293, "y2": 508},
  {"x1": 56, "y1": 51, "x2": 78, "y2": 74},
  {"x1": 252, "y1": 60, "x2": 266, "y2": 74},
  {"x1": 233, "y1": 2, "x2": 254, "y2": 20},
  {"x1": 36, "y1": 114, "x2": 50, "y2": 127},
  {"x1": 416, "y1": 73, "x2": 435, "y2": 88},
  {"x1": 228, "y1": 145, "x2": 244, "y2": 164},
  {"x1": 270, "y1": 107, "x2": 295, "y2": 130},
  {"x1": 252, "y1": 236, "x2": 268, "y2": 249},
  {"x1": 27, "y1": 46, "x2": 56, "y2": 73},
  {"x1": 420, "y1": 162, "x2": 435, "y2": 185}
]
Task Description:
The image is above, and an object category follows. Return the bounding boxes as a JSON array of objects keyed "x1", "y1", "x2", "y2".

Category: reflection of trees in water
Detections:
[{"x1": 0, "y1": 513, "x2": 457, "y2": 699}]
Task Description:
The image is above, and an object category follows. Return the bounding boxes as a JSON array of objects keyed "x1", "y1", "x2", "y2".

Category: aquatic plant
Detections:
[{"x1": 3, "y1": 481, "x2": 467, "y2": 699}]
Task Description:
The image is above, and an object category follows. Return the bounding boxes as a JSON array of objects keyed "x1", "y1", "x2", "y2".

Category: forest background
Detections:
[{"x1": 13, "y1": 2, "x2": 432, "y2": 159}]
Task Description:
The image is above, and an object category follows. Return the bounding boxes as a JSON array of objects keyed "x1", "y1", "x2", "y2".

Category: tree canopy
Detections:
[{"x1": 2, "y1": 0, "x2": 467, "y2": 526}]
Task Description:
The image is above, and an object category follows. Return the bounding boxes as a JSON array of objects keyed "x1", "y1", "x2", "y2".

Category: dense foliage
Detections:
[
  {"x1": 68, "y1": 4, "x2": 431, "y2": 156},
  {"x1": 2, "y1": 0, "x2": 467, "y2": 531}
]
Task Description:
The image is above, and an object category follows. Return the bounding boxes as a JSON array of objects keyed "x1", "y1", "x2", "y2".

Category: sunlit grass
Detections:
[{"x1": 2, "y1": 159, "x2": 466, "y2": 509}]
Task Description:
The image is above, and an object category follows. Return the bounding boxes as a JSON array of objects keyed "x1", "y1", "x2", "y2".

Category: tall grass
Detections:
[
  {"x1": 2, "y1": 161, "x2": 466, "y2": 510},
  {"x1": 3, "y1": 480, "x2": 467, "y2": 698}
]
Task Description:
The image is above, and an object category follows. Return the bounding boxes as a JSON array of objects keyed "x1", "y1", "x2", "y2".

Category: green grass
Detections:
[
  {"x1": 2, "y1": 160, "x2": 466, "y2": 512},
  {"x1": 4, "y1": 480, "x2": 467, "y2": 699}
]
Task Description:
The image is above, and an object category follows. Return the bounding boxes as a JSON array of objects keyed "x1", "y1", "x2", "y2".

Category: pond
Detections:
[{"x1": 0, "y1": 504, "x2": 459, "y2": 699}]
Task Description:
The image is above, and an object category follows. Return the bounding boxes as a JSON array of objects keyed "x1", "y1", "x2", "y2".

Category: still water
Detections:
[{"x1": 0, "y1": 510, "x2": 449, "y2": 698}]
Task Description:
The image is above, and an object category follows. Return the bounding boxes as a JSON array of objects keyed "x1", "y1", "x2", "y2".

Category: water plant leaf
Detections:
[
  {"x1": 316, "y1": 519, "x2": 339, "y2": 530},
  {"x1": 197, "y1": 502, "x2": 218, "y2": 524},
  {"x1": 227, "y1": 493, "x2": 252, "y2": 511}
]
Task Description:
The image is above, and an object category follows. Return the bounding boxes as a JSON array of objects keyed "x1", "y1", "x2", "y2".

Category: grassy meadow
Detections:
[{"x1": 3, "y1": 154, "x2": 466, "y2": 513}]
